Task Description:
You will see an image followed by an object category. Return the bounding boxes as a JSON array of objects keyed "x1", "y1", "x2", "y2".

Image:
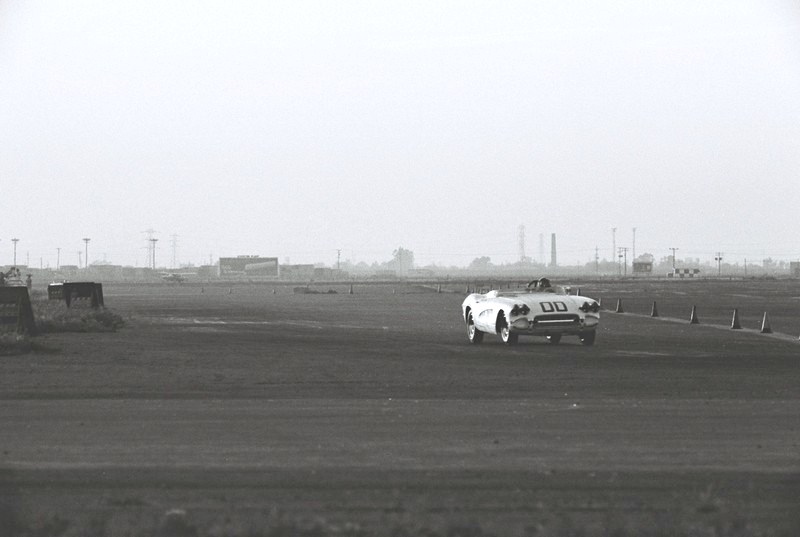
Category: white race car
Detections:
[{"x1": 461, "y1": 278, "x2": 600, "y2": 346}]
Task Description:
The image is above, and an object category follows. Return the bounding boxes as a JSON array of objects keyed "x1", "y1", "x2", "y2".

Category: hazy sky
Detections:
[{"x1": 2, "y1": 1, "x2": 799, "y2": 268}]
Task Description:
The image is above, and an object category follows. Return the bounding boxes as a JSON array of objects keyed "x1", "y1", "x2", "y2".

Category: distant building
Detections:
[
  {"x1": 633, "y1": 261, "x2": 653, "y2": 274},
  {"x1": 218, "y1": 256, "x2": 279, "y2": 277},
  {"x1": 790, "y1": 261, "x2": 800, "y2": 277},
  {"x1": 280, "y1": 264, "x2": 315, "y2": 280}
]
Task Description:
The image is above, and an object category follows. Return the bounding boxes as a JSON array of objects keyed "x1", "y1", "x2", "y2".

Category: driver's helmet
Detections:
[{"x1": 538, "y1": 277, "x2": 551, "y2": 288}]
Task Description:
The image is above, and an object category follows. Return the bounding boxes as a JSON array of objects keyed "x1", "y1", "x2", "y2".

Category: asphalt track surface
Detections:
[{"x1": 1, "y1": 280, "x2": 799, "y2": 535}]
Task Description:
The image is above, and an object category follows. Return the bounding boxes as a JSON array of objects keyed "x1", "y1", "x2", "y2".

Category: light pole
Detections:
[
  {"x1": 12, "y1": 238, "x2": 19, "y2": 266},
  {"x1": 715, "y1": 252, "x2": 723, "y2": 276},
  {"x1": 611, "y1": 227, "x2": 617, "y2": 263},
  {"x1": 82, "y1": 238, "x2": 91, "y2": 269}
]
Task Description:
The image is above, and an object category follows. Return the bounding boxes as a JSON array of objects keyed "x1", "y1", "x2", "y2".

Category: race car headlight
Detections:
[
  {"x1": 510, "y1": 304, "x2": 530, "y2": 316},
  {"x1": 579, "y1": 301, "x2": 600, "y2": 313}
]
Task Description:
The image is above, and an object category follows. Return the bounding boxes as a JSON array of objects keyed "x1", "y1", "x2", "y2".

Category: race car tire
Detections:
[
  {"x1": 546, "y1": 333, "x2": 562, "y2": 345},
  {"x1": 498, "y1": 318, "x2": 518, "y2": 345},
  {"x1": 580, "y1": 330, "x2": 596, "y2": 346},
  {"x1": 467, "y1": 312, "x2": 484, "y2": 344}
]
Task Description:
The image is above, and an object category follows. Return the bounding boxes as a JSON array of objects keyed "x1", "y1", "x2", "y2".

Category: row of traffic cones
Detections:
[{"x1": 609, "y1": 298, "x2": 776, "y2": 334}]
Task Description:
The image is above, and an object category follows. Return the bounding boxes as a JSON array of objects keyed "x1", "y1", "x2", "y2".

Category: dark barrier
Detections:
[
  {"x1": 47, "y1": 283, "x2": 64, "y2": 300},
  {"x1": 0, "y1": 287, "x2": 37, "y2": 335},
  {"x1": 62, "y1": 282, "x2": 104, "y2": 309}
]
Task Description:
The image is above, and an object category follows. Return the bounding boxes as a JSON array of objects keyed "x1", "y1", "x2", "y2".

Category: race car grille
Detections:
[{"x1": 531, "y1": 314, "x2": 580, "y2": 327}]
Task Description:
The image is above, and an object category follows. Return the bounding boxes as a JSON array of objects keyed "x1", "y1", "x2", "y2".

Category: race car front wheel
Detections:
[
  {"x1": 498, "y1": 318, "x2": 518, "y2": 345},
  {"x1": 467, "y1": 312, "x2": 484, "y2": 344}
]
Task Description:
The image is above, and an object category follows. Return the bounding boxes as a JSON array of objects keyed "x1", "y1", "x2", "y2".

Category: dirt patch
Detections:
[{"x1": 1, "y1": 281, "x2": 799, "y2": 535}]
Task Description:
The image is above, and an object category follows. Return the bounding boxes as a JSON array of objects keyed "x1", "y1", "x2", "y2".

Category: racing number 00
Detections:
[{"x1": 539, "y1": 301, "x2": 567, "y2": 312}]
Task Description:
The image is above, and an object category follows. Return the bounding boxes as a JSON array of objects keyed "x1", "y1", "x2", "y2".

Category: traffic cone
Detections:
[
  {"x1": 437, "y1": 284, "x2": 441, "y2": 294},
  {"x1": 466, "y1": 285, "x2": 470, "y2": 294},
  {"x1": 228, "y1": 287, "x2": 233, "y2": 295},
  {"x1": 349, "y1": 284, "x2": 354, "y2": 295},
  {"x1": 730, "y1": 308, "x2": 741, "y2": 329},
  {"x1": 201, "y1": 287, "x2": 204, "y2": 294},
  {"x1": 760, "y1": 312, "x2": 772, "y2": 334},
  {"x1": 615, "y1": 299, "x2": 624, "y2": 313},
  {"x1": 272, "y1": 288, "x2": 276, "y2": 295},
  {"x1": 651, "y1": 301, "x2": 659, "y2": 317},
  {"x1": 690, "y1": 305, "x2": 699, "y2": 324},
  {"x1": 576, "y1": 287, "x2": 582, "y2": 296}
]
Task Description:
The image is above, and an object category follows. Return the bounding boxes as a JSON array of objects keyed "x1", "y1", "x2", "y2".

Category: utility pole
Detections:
[
  {"x1": 632, "y1": 227, "x2": 636, "y2": 262},
  {"x1": 82, "y1": 238, "x2": 90, "y2": 269},
  {"x1": 336, "y1": 249, "x2": 341, "y2": 271},
  {"x1": 715, "y1": 252, "x2": 723, "y2": 276},
  {"x1": 56, "y1": 248, "x2": 61, "y2": 270},
  {"x1": 669, "y1": 247, "x2": 679, "y2": 270},
  {"x1": 77, "y1": 250, "x2": 82, "y2": 268},
  {"x1": 618, "y1": 247, "x2": 629, "y2": 276},
  {"x1": 611, "y1": 228, "x2": 616, "y2": 263},
  {"x1": 11, "y1": 238, "x2": 19, "y2": 266},
  {"x1": 518, "y1": 224, "x2": 526, "y2": 262}
]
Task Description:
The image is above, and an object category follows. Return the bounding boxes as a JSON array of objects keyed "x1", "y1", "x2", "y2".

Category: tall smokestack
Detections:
[{"x1": 550, "y1": 233, "x2": 557, "y2": 267}]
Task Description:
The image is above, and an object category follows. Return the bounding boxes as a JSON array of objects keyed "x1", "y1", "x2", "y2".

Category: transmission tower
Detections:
[
  {"x1": 595, "y1": 246, "x2": 599, "y2": 274},
  {"x1": 150, "y1": 238, "x2": 159, "y2": 269},
  {"x1": 142, "y1": 229, "x2": 157, "y2": 269},
  {"x1": 618, "y1": 247, "x2": 628, "y2": 276},
  {"x1": 538, "y1": 233, "x2": 544, "y2": 264}
]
